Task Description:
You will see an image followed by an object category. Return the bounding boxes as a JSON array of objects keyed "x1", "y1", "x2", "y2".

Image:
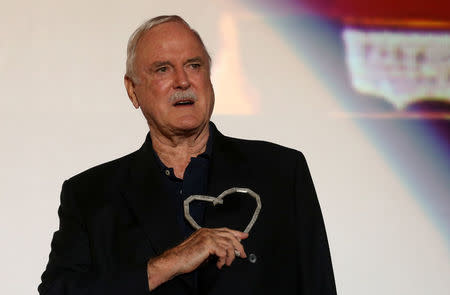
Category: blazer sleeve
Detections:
[
  {"x1": 295, "y1": 153, "x2": 337, "y2": 295},
  {"x1": 38, "y1": 180, "x2": 150, "y2": 295}
]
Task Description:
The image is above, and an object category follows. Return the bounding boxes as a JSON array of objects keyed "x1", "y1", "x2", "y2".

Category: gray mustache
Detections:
[{"x1": 169, "y1": 90, "x2": 198, "y2": 103}]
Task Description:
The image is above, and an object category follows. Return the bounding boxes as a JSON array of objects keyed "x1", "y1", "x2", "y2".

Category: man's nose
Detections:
[{"x1": 173, "y1": 69, "x2": 190, "y2": 89}]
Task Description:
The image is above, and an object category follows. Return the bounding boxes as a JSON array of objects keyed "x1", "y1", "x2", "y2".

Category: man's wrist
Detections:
[{"x1": 146, "y1": 252, "x2": 179, "y2": 291}]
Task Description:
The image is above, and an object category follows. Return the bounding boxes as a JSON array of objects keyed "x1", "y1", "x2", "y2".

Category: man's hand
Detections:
[{"x1": 146, "y1": 227, "x2": 248, "y2": 290}]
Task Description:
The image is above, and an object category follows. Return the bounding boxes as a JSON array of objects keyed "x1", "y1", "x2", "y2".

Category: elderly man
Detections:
[{"x1": 39, "y1": 15, "x2": 336, "y2": 294}]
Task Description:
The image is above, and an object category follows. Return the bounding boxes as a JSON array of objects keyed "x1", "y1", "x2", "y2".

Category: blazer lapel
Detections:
[
  {"x1": 206, "y1": 129, "x2": 253, "y2": 227},
  {"x1": 121, "y1": 135, "x2": 197, "y2": 291},
  {"x1": 121, "y1": 136, "x2": 184, "y2": 255},
  {"x1": 199, "y1": 128, "x2": 258, "y2": 289}
]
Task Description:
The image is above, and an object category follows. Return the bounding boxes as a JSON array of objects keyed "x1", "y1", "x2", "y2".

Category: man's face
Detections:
[{"x1": 125, "y1": 21, "x2": 214, "y2": 136}]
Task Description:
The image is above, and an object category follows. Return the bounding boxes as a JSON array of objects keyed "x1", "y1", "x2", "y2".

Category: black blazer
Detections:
[{"x1": 39, "y1": 126, "x2": 336, "y2": 295}]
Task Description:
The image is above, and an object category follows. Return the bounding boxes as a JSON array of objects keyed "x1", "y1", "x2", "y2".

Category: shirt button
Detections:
[
  {"x1": 164, "y1": 169, "x2": 170, "y2": 176},
  {"x1": 249, "y1": 253, "x2": 257, "y2": 263},
  {"x1": 179, "y1": 189, "x2": 183, "y2": 195}
]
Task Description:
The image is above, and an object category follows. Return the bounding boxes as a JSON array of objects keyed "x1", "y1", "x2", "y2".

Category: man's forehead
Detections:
[
  {"x1": 136, "y1": 22, "x2": 208, "y2": 61},
  {"x1": 139, "y1": 21, "x2": 198, "y2": 47}
]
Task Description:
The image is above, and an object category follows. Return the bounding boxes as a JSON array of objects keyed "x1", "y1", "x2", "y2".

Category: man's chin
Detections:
[{"x1": 170, "y1": 119, "x2": 208, "y2": 136}]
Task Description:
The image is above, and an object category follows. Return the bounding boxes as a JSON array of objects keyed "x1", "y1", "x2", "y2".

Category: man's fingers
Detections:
[
  {"x1": 220, "y1": 230, "x2": 248, "y2": 259},
  {"x1": 215, "y1": 247, "x2": 227, "y2": 269},
  {"x1": 226, "y1": 247, "x2": 235, "y2": 266},
  {"x1": 232, "y1": 230, "x2": 249, "y2": 241},
  {"x1": 220, "y1": 234, "x2": 246, "y2": 259},
  {"x1": 234, "y1": 241, "x2": 247, "y2": 259},
  {"x1": 169, "y1": 227, "x2": 248, "y2": 273},
  {"x1": 215, "y1": 235, "x2": 246, "y2": 267},
  {"x1": 215, "y1": 228, "x2": 248, "y2": 260},
  {"x1": 217, "y1": 228, "x2": 249, "y2": 241}
]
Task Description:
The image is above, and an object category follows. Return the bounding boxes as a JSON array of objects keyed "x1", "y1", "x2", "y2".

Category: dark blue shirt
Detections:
[{"x1": 152, "y1": 125, "x2": 214, "y2": 238}]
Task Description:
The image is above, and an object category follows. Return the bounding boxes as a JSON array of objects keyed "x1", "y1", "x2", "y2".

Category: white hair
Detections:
[{"x1": 125, "y1": 15, "x2": 211, "y2": 83}]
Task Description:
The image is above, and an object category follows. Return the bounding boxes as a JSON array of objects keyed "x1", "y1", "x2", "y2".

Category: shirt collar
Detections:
[
  {"x1": 148, "y1": 122, "x2": 215, "y2": 172},
  {"x1": 201, "y1": 122, "x2": 215, "y2": 159}
]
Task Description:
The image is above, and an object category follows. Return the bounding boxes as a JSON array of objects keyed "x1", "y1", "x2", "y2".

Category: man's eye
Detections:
[
  {"x1": 156, "y1": 66, "x2": 168, "y2": 73},
  {"x1": 189, "y1": 63, "x2": 201, "y2": 69}
]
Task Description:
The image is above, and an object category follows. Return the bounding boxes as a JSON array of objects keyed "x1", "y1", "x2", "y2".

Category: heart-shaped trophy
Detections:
[{"x1": 183, "y1": 187, "x2": 262, "y2": 234}]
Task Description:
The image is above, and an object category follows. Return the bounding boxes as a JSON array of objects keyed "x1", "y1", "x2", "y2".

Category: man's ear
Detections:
[{"x1": 124, "y1": 75, "x2": 140, "y2": 109}]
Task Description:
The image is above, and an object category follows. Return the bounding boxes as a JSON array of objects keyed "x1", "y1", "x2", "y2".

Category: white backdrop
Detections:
[{"x1": 1, "y1": 1, "x2": 449, "y2": 294}]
